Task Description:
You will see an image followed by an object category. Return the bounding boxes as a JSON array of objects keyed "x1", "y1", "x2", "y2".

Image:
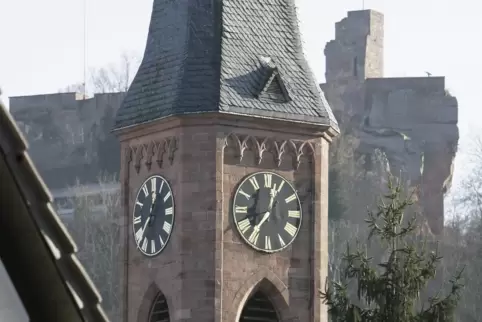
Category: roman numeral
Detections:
[
  {"x1": 277, "y1": 180, "x2": 285, "y2": 192},
  {"x1": 278, "y1": 234, "x2": 286, "y2": 247},
  {"x1": 151, "y1": 177, "x2": 157, "y2": 192},
  {"x1": 249, "y1": 177, "x2": 260, "y2": 190},
  {"x1": 159, "y1": 235, "x2": 165, "y2": 246},
  {"x1": 136, "y1": 201, "x2": 143, "y2": 207},
  {"x1": 265, "y1": 236, "x2": 272, "y2": 250},
  {"x1": 285, "y1": 194, "x2": 297, "y2": 204},
  {"x1": 238, "y1": 218, "x2": 251, "y2": 234},
  {"x1": 163, "y1": 221, "x2": 172, "y2": 234},
  {"x1": 288, "y1": 210, "x2": 301, "y2": 218},
  {"x1": 248, "y1": 229, "x2": 259, "y2": 245},
  {"x1": 264, "y1": 173, "x2": 272, "y2": 188},
  {"x1": 158, "y1": 180, "x2": 164, "y2": 194},
  {"x1": 165, "y1": 207, "x2": 173, "y2": 215},
  {"x1": 141, "y1": 238, "x2": 148, "y2": 252},
  {"x1": 135, "y1": 227, "x2": 144, "y2": 242},
  {"x1": 133, "y1": 216, "x2": 142, "y2": 225},
  {"x1": 284, "y1": 222, "x2": 297, "y2": 237},
  {"x1": 163, "y1": 191, "x2": 171, "y2": 202},
  {"x1": 235, "y1": 206, "x2": 247, "y2": 213},
  {"x1": 151, "y1": 240, "x2": 156, "y2": 254},
  {"x1": 142, "y1": 184, "x2": 149, "y2": 196},
  {"x1": 238, "y1": 190, "x2": 251, "y2": 200}
]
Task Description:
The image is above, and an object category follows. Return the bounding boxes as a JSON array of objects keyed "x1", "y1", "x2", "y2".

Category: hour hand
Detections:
[
  {"x1": 268, "y1": 188, "x2": 278, "y2": 210},
  {"x1": 149, "y1": 192, "x2": 157, "y2": 213}
]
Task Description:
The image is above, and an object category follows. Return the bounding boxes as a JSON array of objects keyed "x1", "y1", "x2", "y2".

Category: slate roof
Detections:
[
  {"x1": 114, "y1": 0, "x2": 339, "y2": 132},
  {"x1": 0, "y1": 93, "x2": 109, "y2": 321}
]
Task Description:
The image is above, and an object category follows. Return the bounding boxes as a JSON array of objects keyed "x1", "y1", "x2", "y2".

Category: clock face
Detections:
[
  {"x1": 232, "y1": 171, "x2": 302, "y2": 253},
  {"x1": 132, "y1": 175, "x2": 175, "y2": 257}
]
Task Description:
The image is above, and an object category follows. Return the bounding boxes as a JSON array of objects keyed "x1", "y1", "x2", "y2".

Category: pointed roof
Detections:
[
  {"x1": 0, "y1": 93, "x2": 108, "y2": 321},
  {"x1": 114, "y1": 0, "x2": 339, "y2": 134}
]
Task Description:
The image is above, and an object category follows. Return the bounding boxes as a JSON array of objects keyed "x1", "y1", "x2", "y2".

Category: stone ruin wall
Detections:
[
  {"x1": 9, "y1": 92, "x2": 124, "y2": 190},
  {"x1": 321, "y1": 10, "x2": 459, "y2": 235}
]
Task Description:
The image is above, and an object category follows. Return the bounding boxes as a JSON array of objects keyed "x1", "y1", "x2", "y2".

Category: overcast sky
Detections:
[{"x1": 0, "y1": 0, "x2": 480, "y2": 193}]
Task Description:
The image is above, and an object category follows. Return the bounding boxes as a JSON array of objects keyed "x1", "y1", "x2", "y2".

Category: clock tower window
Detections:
[
  {"x1": 239, "y1": 290, "x2": 279, "y2": 322},
  {"x1": 148, "y1": 291, "x2": 170, "y2": 322}
]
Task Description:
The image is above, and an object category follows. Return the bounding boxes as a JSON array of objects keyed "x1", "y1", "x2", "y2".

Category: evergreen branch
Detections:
[{"x1": 321, "y1": 175, "x2": 465, "y2": 322}]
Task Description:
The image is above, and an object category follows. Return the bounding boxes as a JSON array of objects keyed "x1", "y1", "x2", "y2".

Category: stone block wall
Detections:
[
  {"x1": 322, "y1": 10, "x2": 459, "y2": 234},
  {"x1": 9, "y1": 92, "x2": 124, "y2": 189},
  {"x1": 324, "y1": 10, "x2": 384, "y2": 82},
  {"x1": 362, "y1": 77, "x2": 458, "y2": 233},
  {"x1": 365, "y1": 77, "x2": 457, "y2": 131}
]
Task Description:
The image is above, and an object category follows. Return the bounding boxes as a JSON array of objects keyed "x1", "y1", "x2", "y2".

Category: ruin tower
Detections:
[
  {"x1": 324, "y1": 10, "x2": 384, "y2": 83},
  {"x1": 113, "y1": 1, "x2": 339, "y2": 322},
  {"x1": 322, "y1": 10, "x2": 385, "y2": 126}
]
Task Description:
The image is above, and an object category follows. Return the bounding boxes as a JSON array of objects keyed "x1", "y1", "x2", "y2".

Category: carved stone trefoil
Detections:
[
  {"x1": 128, "y1": 137, "x2": 178, "y2": 173},
  {"x1": 223, "y1": 133, "x2": 315, "y2": 170}
]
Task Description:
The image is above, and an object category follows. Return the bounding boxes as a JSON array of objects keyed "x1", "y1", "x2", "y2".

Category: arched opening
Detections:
[
  {"x1": 239, "y1": 290, "x2": 279, "y2": 322},
  {"x1": 148, "y1": 291, "x2": 170, "y2": 322}
]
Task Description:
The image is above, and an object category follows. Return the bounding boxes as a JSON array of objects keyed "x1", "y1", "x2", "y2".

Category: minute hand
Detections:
[
  {"x1": 136, "y1": 216, "x2": 151, "y2": 247},
  {"x1": 254, "y1": 211, "x2": 270, "y2": 232}
]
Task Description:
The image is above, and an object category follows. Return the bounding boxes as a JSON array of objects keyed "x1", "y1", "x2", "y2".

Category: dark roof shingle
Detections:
[{"x1": 114, "y1": 0, "x2": 338, "y2": 132}]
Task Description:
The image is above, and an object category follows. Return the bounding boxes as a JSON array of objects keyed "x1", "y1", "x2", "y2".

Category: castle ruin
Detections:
[{"x1": 321, "y1": 10, "x2": 458, "y2": 234}]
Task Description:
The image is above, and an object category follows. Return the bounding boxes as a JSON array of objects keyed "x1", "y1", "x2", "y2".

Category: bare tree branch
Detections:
[
  {"x1": 58, "y1": 52, "x2": 140, "y2": 96},
  {"x1": 64, "y1": 174, "x2": 121, "y2": 321},
  {"x1": 90, "y1": 52, "x2": 140, "y2": 94}
]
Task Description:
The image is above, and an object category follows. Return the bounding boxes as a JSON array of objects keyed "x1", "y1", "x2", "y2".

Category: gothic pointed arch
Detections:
[
  {"x1": 231, "y1": 269, "x2": 299, "y2": 322},
  {"x1": 148, "y1": 291, "x2": 170, "y2": 322},
  {"x1": 239, "y1": 287, "x2": 279, "y2": 322},
  {"x1": 137, "y1": 282, "x2": 171, "y2": 322}
]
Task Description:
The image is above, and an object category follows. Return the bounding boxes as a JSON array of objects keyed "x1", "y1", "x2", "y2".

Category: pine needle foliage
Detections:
[{"x1": 321, "y1": 177, "x2": 464, "y2": 322}]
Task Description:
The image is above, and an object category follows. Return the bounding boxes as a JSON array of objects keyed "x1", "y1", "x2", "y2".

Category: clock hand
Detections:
[
  {"x1": 150, "y1": 191, "x2": 157, "y2": 213},
  {"x1": 264, "y1": 188, "x2": 278, "y2": 222},
  {"x1": 248, "y1": 188, "x2": 278, "y2": 227},
  {"x1": 148, "y1": 213, "x2": 155, "y2": 227},
  {"x1": 253, "y1": 211, "x2": 270, "y2": 232},
  {"x1": 268, "y1": 188, "x2": 278, "y2": 208},
  {"x1": 249, "y1": 187, "x2": 278, "y2": 222},
  {"x1": 137, "y1": 216, "x2": 151, "y2": 247},
  {"x1": 148, "y1": 193, "x2": 160, "y2": 229}
]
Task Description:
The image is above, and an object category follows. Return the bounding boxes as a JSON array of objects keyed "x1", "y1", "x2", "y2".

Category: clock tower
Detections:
[{"x1": 113, "y1": 1, "x2": 339, "y2": 322}]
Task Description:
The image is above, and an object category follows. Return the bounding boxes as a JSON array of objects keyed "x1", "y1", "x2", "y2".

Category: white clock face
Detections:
[{"x1": 132, "y1": 175, "x2": 175, "y2": 257}]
